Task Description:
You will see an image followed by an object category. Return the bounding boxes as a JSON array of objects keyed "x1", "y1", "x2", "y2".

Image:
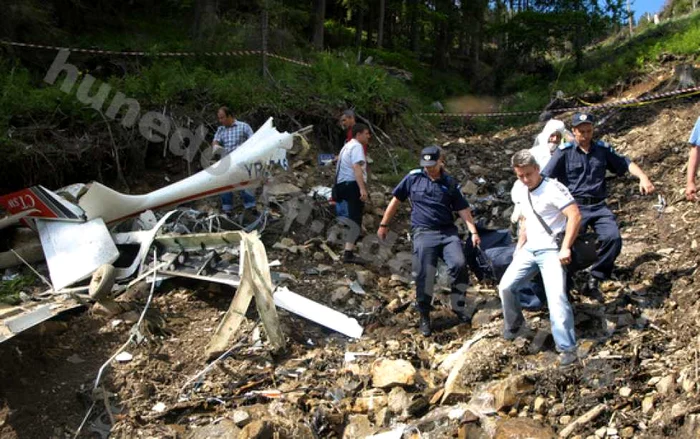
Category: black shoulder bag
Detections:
[
  {"x1": 527, "y1": 191, "x2": 598, "y2": 271},
  {"x1": 331, "y1": 145, "x2": 347, "y2": 201}
]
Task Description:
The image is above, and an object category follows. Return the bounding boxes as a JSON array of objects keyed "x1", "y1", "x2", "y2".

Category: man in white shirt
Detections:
[
  {"x1": 500, "y1": 149, "x2": 582, "y2": 366},
  {"x1": 334, "y1": 123, "x2": 370, "y2": 264}
]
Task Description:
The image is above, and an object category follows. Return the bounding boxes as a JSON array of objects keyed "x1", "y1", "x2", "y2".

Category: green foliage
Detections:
[
  {"x1": 553, "y1": 10, "x2": 700, "y2": 95},
  {"x1": 363, "y1": 48, "x2": 470, "y2": 102},
  {"x1": 0, "y1": 60, "x2": 93, "y2": 135},
  {"x1": 372, "y1": 147, "x2": 417, "y2": 187},
  {"x1": 0, "y1": 274, "x2": 34, "y2": 306},
  {"x1": 324, "y1": 19, "x2": 355, "y2": 47},
  {"x1": 662, "y1": 0, "x2": 699, "y2": 18}
]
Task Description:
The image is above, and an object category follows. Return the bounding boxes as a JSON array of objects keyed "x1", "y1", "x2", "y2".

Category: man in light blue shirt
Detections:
[
  {"x1": 212, "y1": 106, "x2": 256, "y2": 213},
  {"x1": 686, "y1": 116, "x2": 700, "y2": 200}
]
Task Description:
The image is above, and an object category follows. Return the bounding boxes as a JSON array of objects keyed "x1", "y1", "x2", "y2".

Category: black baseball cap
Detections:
[
  {"x1": 571, "y1": 112, "x2": 595, "y2": 127},
  {"x1": 420, "y1": 146, "x2": 441, "y2": 167}
]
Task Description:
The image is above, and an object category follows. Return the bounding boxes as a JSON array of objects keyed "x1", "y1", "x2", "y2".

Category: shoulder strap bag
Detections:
[{"x1": 527, "y1": 190, "x2": 598, "y2": 271}]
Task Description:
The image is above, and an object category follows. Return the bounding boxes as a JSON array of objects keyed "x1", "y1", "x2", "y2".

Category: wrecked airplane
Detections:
[{"x1": 0, "y1": 118, "x2": 302, "y2": 340}]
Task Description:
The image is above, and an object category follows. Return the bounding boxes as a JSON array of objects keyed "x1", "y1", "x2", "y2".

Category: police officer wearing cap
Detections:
[
  {"x1": 377, "y1": 146, "x2": 480, "y2": 336},
  {"x1": 542, "y1": 112, "x2": 655, "y2": 295}
]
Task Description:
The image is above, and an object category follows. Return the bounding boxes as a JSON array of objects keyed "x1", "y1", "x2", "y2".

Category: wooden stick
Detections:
[
  {"x1": 559, "y1": 403, "x2": 607, "y2": 438},
  {"x1": 320, "y1": 242, "x2": 340, "y2": 261}
]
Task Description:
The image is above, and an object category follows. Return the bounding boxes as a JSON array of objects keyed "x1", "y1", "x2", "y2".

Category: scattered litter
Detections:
[
  {"x1": 349, "y1": 280, "x2": 366, "y2": 295},
  {"x1": 245, "y1": 389, "x2": 282, "y2": 399},
  {"x1": 308, "y1": 185, "x2": 332, "y2": 200},
  {"x1": 344, "y1": 351, "x2": 375, "y2": 362},
  {"x1": 2, "y1": 269, "x2": 20, "y2": 281},
  {"x1": 317, "y1": 154, "x2": 334, "y2": 166},
  {"x1": 115, "y1": 352, "x2": 133, "y2": 363},
  {"x1": 151, "y1": 402, "x2": 166, "y2": 413},
  {"x1": 368, "y1": 425, "x2": 407, "y2": 439}
]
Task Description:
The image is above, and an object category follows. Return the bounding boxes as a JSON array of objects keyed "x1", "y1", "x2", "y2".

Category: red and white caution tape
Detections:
[{"x1": 0, "y1": 40, "x2": 311, "y2": 67}]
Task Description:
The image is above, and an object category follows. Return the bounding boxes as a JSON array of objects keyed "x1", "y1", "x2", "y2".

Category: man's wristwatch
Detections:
[{"x1": 379, "y1": 224, "x2": 389, "y2": 228}]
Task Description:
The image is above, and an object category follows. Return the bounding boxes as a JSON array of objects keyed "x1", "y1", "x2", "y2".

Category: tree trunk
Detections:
[
  {"x1": 262, "y1": 0, "x2": 269, "y2": 77},
  {"x1": 192, "y1": 0, "x2": 219, "y2": 40},
  {"x1": 355, "y1": 7, "x2": 364, "y2": 48},
  {"x1": 385, "y1": 10, "x2": 394, "y2": 49},
  {"x1": 377, "y1": 0, "x2": 385, "y2": 48},
  {"x1": 409, "y1": 0, "x2": 420, "y2": 52},
  {"x1": 432, "y1": 0, "x2": 451, "y2": 69},
  {"x1": 312, "y1": 0, "x2": 326, "y2": 50}
]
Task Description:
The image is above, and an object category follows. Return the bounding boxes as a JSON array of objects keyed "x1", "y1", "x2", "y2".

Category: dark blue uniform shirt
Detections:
[
  {"x1": 392, "y1": 169, "x2": 469, "y2": 231},
  {"x1": 541, "y1": 140, "x2": 631, "y2": 199}
]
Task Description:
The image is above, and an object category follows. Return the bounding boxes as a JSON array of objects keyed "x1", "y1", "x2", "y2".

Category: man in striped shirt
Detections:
[{"x1": 213, "y1": 106, "x2": 256, "y2": 213}]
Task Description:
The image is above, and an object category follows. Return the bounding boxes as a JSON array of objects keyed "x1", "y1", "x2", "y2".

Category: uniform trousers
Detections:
[{"x1": 412, "y1": 229, "x2": 469, "y2": 315}]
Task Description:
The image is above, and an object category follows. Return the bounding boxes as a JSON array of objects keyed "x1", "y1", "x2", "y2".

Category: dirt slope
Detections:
[{"x1": 1, "y1": 94, "x2": 700, "y2": 439}]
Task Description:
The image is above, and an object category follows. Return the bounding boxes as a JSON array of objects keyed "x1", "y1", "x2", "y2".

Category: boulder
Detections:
[
  {"x1": 387, "y1": 387, "x2": 411, "y2": 414},
  {"x1": 187, "y1": 419, "x2": 241, "y2": 439},
  {"x1": 494, "y1": 418, "x2": 556, "y2": 439},
  {"x1": 484, "y1": 374, "x2": 535, "y2": 412},
  {"x1": 352, "y1": 389, "x2": 388, "y2": 413},
  {"x1": 342, "y1": 415, "x2": 377, "y2": 439},
  {"x1": 656, "y1": 374, "x2": 676, "y2": 395},
  {"x1": 239, "y1": 420, "x2": 273, "y2": 439},
  {"x1": 371, "y1": 359, "x2": 416, "y2": 388}
]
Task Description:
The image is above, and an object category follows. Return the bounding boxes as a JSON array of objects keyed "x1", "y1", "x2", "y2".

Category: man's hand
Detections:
[
  {"x1": 471, "y1": 233, "x2": 481, "y2": 248},
  {"x1": 559, "y1": 247, "x2": 572, "y2": 265},
  {"x1": 639, "y1": 177, "x2": 655, "y2": 195},
  {"x1": 360, "y1": 189, "x2": 369, "y2": 202},
  {"x1": 377, "y1": 226, "x2": 388, "y2": 241},
  {"x1": 686, "y1": 182, "x2": 697, "y2": 201},
  {"x1": 212, "y1": 144, "x2": 225, "y2": 157}
]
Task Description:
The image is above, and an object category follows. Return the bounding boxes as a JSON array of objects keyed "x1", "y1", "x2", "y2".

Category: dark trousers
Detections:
[
  {"x1": 412, "y1": 229, "x2": 469, "y2": 314},
  {"x1": 579, "y1": 202, "x2": 622, "y2": 280},
  {"x1": 334, "y1": 181, "x2": 364, "y2": 244}
]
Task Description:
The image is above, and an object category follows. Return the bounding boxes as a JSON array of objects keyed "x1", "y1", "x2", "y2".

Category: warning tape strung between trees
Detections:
[
  {"x1": 0, "y1": 40, "x2": 312, "y2": 67},
  {"x1": 3, "y1": 39, "x2": 700, "y2": 116},
  {"x1": 418, "y1": 84, "x2": 700, "y2": 118}
]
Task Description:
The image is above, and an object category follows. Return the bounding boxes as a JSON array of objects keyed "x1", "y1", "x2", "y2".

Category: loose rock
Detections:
[{"x1": 371, "y1": 359, "x2": 416, "y2": 388}]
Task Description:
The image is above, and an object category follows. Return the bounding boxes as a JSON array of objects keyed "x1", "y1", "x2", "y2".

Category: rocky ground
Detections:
[{"x1": 1, "y1": 95, "x2": 700, "y2": 439}]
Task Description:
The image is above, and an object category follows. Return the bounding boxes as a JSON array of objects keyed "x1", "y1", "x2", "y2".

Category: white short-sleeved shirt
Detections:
[
  {"x1": 689, "y1": 116, "x2": 700, "y2": 146},
  {"x1": 336, "y1": 139, "x2": 367, "y2": 184},
  {"x1": 511, "y1": 177, "x2": 575, "y2": 251}
]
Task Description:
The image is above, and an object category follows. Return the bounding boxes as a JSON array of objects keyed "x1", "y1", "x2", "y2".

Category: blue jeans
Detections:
[
  {"x1": 498, "y1": 248, "x2": 576, "y2": 353},
  {"x1": 335, "y1": 200, "x2": 349, "y2": 218},
  {"x1": 221, "y1": 190, "x2": 256, "y2": 212}
]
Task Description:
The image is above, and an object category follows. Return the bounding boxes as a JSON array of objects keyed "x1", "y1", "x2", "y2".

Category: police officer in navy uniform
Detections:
[
  {"x1": 542, "y1": 113, "x2": 655, "y2": 295},
  {"x1": 377, "y1": 146, "x2": 481, "y2": 336}
]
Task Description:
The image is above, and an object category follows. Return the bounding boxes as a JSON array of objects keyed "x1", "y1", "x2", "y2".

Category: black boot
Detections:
[
  {"x1": 419, "y1": 312, "x2": 432, "y2": 336},
  {"x1": 584, "y1": 276, "x2": 604, "y2": 302},
  {"x1": 343, "y1": 251, "x2": 367, "y2": 266}
]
